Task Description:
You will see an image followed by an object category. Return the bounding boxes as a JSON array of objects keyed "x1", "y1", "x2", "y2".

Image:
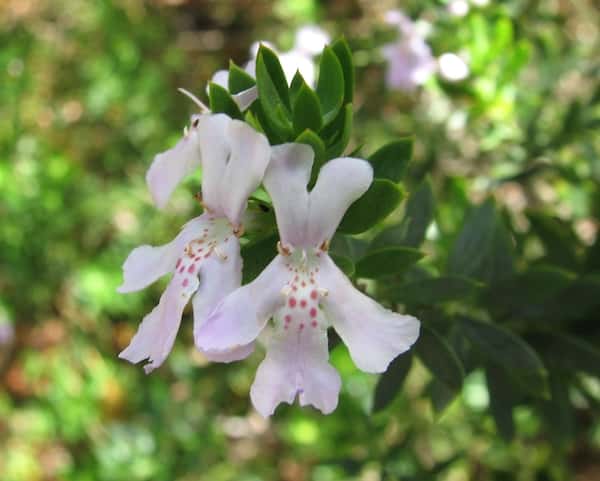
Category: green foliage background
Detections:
[{"x1": 1, "y1": 0, "x2": 599, "y2": 480}]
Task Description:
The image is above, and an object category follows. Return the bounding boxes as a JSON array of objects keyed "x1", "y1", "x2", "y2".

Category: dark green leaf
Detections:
[
  {"x1": 447, "y1": 200, "x2": 515, "y2": 284},
  {"x1": 460, "y1": 317, "x2": 547, "y2": 397},
  {"x1": 331, "y1": 254, "x2": 355, "y2": 277},
  {"x1": 527, "y1": 210, "x2": 581, "y2": 269},
  {"x1": 292, "y1": 82, "x2": 323, "y2": 135},
  {"x1": 228, "y1": 61, "x2": 256, "y2": 94},
  {"x1": 541, "y1": 333, "x2": 600, "y2": 379},
  {"x1": 416, "y1": 326, "x2": 464, "y2": 391},
  {"x1": 371, "y1": 178, "x2": 434, "y2": 249},
  {"x1": 329, "y1": 234, "x2": 369, "y2": 262},
  {"x1": 393, "y1": 276, "x2": 482, "y2": 305},
  {"x1": 373, "y1": 353, "x2": 413, "y2": 412},
  {"x1": 295, "y1": 129, "x2": 326, "y2": 165},
  {"x1": 208, "y1": 82, "x2": 243, "y2": 120},
  {"x1": 540, "y1": 371, "x2": 574, "y2": 442},
  {"x1": 324, "y1": 103, "x2": 353, "y2": 159},
  {"x1": 427, "y1": 379, "x2": 458, "y2": 413},
  {"x1": 289, "y1": 70, "x2": 305, "y2": 106},
  {"x1": 316, "y1": 46, "x2": 344, "y2": 125},
  {"x1": 241, "y1": 233, "x2": 278, "y2": 283},
  {"x1": 369, "y1": 137, "x2": 413, "y2": 183},
  {"x1": 355, "y1": 247, "x2": 424, "y2": 279},
  {"x1": 485, "y1": 364, "x2": 517, "y2": 441},
  {"x1": 339, "y1": 179, "x2": 404, "y2": 234},
  {"x1": 331, "y1": 37, "x2": 354, "y2": 104},
  {"x1": 255, "y1": 45, "x2": 292, "y2": 138}
]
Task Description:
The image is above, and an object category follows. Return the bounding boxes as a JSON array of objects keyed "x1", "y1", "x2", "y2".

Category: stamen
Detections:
[
  {"x1": 213, "y1": 246, "x2": 228, "y2": 261},
  {"x1": 277, "y1": 241, "x2": 292, "y2": 256},
  {"x1": 281, "y1": 285, "x2": 292, "y2": 297},
  {"x1": 319, "y1": 240, "x2": 330, "y2": 252},
  {"x1": 177, "y1": 88, "x2": 209, "y2": 112},
  {"x1": 233, "y1": 224, "x2": 245, "y2": 238},
  {"x1": 183, "y1": 125, "x2": 189, "y2": 136},
  {"x1": 317, "y1": 287, "x2": 329, "y2": 297}
]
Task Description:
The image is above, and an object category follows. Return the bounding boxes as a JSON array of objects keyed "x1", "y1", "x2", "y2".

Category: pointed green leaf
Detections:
[
  {"x1": 486, "y1": 364, "x2": 517, "y2": 441},
  {"x1": 460, "y1": 317, "x2": 548, "y2": 397},
  {"x1": 369, "y1": 137, "x2": 413, "y2": 182},
  {"x1": 241, "y1": 233, "x2": 278, "y2": 283},
  {"x1": 295, "y1": 129, "x2": 326, "y2": 165},
  {"x1": 208, "y1": 82, "x2": 243, "y2": 119},
  {"x1": 331, "y1": 36, "x2": 354, "y2": 103},
  {"x1": 355, "y1": 247, "x2": 424, "y2": 279},
  {"x1": 373, "y1": 353, "x2": 413, "y2": 412},
  {"x1": 292, "y1": 82, "x2": 322, "y2": 135},
  {"x1": 228, "y1": 61, "x2": 256, "y2": 94},
  {"x1": 394, "y1": 276, "x2": 482, "y2": 305},
  {"x1": 316, "y1": 46, "x2": 344, "y2": 125},
  {"x1": 339, "y1": 179, "x2": 402, "y2": 234},
  {"x1": 324, "y1": 103, "x2": 353, "y2": 159},
  {"x1": 417, "y1": 326, "x2": 464, "y2": 392},
  {"x1": 289, "y1": 70, "x2": 305, "y2": 106},
  {"x1": 371, "y1": 178, "x2": 434, "y2": 250}
]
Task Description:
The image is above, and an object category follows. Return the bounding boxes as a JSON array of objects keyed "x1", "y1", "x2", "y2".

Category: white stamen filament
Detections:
[
  {"x1": 177, "y1": 88, "x2": 210, "y2": 112},
  {"x1": 317, "y1": 287, "x2": 329, "y2": 297},
  {"x1": 281, "y1": 285, "x2": 292, "y2": 297}
]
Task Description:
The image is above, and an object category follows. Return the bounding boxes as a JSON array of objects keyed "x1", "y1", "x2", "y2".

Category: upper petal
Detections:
[
  {"x1": 232, "y1": 86, "x2": 258, "y2": 111},
  {"x1": 219, "y1": 120, "x2": 270, "y2": 225},
  {"x1": 196, "y1": 114, "x2": 232, "y2": 214},
  {"x1": 319, "y1": 255, "x2": 420, "y2": 373},
  {"x1": 250, "y1": 325, "x2": 341, "y2": 417},
  {"x1": 306, "y1": 157, "x2": 373, "y2": 246},
  {"x1": 191, "y1": 236, "x2": 255, "y2": 362},
  {"x1": 263, "y1": 143, "x2": 313, "y2": 247},
  {"x1": 117, "y1": 216, "x2": 209, "y2": 293},
  {"x1": 119, "y1": 266, "x2": 200, "y2": 373},
  {"x1": 195, "y1": 255, "x2": 289, "y2": 352},
  {"x1": 146, "y1": 122, "x2": 202, "y2": 209}
]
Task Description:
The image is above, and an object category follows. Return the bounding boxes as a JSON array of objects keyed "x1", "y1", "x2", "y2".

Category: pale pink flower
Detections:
[
  {"x1": 382, "y1": 11, "x2": 436, "y2": 91},
  {"x1": 118, "y1": 114, "x2": 270, "y2": 373},
  {"x1": 196, "y1": 144, "x2": 420, "y2": 416}
]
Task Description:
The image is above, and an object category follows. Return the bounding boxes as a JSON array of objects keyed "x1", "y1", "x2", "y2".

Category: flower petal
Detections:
[
  {"x1": 191, "y1": 236, "x2": 255, "y2": 362},
  {"x1": 232, "y1": 86, "x2": 258, "y2": 111},
  {"x1": 195, "y1": 255, "x2": 289, "y2": 352},
  {"x1": 219, "y1": 120, "x2": 270, "y2": 225},
  {"x1": 250, "y1": 325, "x2": 341, "y2": 417},
  {"x1": 196, "y1": 114, "x2": 232, "y2": 214},
  {"x1": 117, "y1": 216, "x2": 208, "y2": 293},
  {"x1": 307, "y1": 157, "x2": 373, "y2": 246},
  {"x1": 146, "y1": 119, "x2": 202, "y2": 209},
  {"x1": 319, "y1": 255, "x2": 420, "y2": 373},
  {"x1": 211, "y1": 69, "x2": 229, "y2": 88},
  {"x1": 119, "y1": 268, "x2": 200, "y2": 373},
  {"x1": 263, "y1": 143, "x2": 313, "y2": 247}
]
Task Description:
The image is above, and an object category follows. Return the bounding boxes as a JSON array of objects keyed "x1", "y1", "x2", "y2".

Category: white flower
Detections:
[
  {"x1": 438, "y1": 52, "x2": 470, "y2": 81},
  {"x1": 118, "y1": 114, "x2": 270, "y2": 373},
  {"x1": 196, "y1": 144, "x2": 420, "y2": 416}
]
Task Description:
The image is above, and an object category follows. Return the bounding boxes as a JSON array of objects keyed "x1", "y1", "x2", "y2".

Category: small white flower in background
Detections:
[
  {"x1": 438, "y1": 52, "x2": 470, "y2": 81},
  {"x1": 447, "y1": 0, "x2": 470, "y2": 17},
  {"x1": 0, "y1": 322, "x2": 14, "y2": 346},
  {"x1": 382, "y1": 10, "x2": 437, "y2": 91},
  {"x1": 214, "y1": 25, "x2": 330, "y2": 90},
  {"x1": 471, "y1": 0, "x2": 489, "y2": 6},
  {"x1": 118, "y1": 114, "x2": 270, "y2": 373},
  {"x1": 196, "y1": 143, "x2": 420, "y2": 416}
]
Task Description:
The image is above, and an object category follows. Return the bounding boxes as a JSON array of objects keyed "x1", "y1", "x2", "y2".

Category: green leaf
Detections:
[
  {"x1": 255, "y1": 45, "x2": 292, "y2": 138},
  {"x1": 541, "y1": 333, "x2": 600, "y2": 379},
  {"x1": 460, "y1": 317, "x2": 548, "y2": 397},
  {"x1": 371, "y1": 178, "x2": 434, "y2": 249},
  {"x1": 241, "y1": 233, "x2": 278, "y2": 283},
  {"x1": 339, "y1": 179, "x2": 404, "y2": 234},
  {"x1": 394, "y1": 276, "x2": 482, "y2": 305},
  {"x1": 331, "y1": 254, "x2": 355, "y2": 277},
  {"x1": 329, "y1": 234, "x2": 369, "y2": 262},
  {"x1": 331, "y1": 37, "x2": 354, "y2": 104},
  {"x1": 208, "y1": 82, "x2": 243, "y2": 120},
  {"x1": 289, "y1": 70, "x2": 305, "y2": 106},
  {"x1": 324, "y1": 103, "x2": 353, "y2": 159},
  {"x1": 369, "y1": 137, "x2": 413, "y2": 183},
  {"x1": 527, "y1": 210, "x2": 581, "y2": 269},
  {"x1": 228, "y1": 61, "x2": 256, "y2": 94},
  {"x1": 295, "y1": 129, "x2": 326, "y2": 166},
  {"x1": 427, "y1": 379, "x2": 458, "y2": 413},
  {"x1": 373, "y1": 353, "x2": 413, "y2": 412},
  {"x1": 355, "y1": 247, "x2": 424, "y2": 279},
  {"x1": 485, "y1": 364, "x2": 517, "y2": 442},
  {"x1": 316, "y1": 46, "x2": 344, "y2": 125},
  {"x1": 417, "y1": 326, "x2": 464, "y2": 392},
  {"x1": 292, "y1": 81, "x2": 322, "y2": 135},
  {"x1": 447, "y1": 200, "x2": 515, "y2": 284}
]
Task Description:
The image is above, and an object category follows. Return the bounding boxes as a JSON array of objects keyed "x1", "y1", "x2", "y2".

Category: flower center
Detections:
[
  {"x1": 173, "y1": 217, "x2": 234, "y2": 296},
  {"x1": 276, "y1": 250, "x2": 326, "y2": 332}
]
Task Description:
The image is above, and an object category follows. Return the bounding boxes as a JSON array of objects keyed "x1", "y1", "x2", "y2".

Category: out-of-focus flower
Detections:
[
  {"x1": 119, "y1": 114, "x2": 270, "y2": 373},
  {"x1": 438, "y1": 52, "x2": 470, "y2": 81},
  {"x1": 471, "y1": 0, "x2": 489, "y2": 6},
  {"x1": 382, "y1": 10, "x2": 436, "y2": 91},
  {"x1": 0, "y1": 322, "x2": 14, "y2": 346},
  {"x1": 196, "y1": 144, "x2": 420, "y2": 416},
  {"x1": 447, "y1": 0, "x2": 470, "y2": 17}
]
